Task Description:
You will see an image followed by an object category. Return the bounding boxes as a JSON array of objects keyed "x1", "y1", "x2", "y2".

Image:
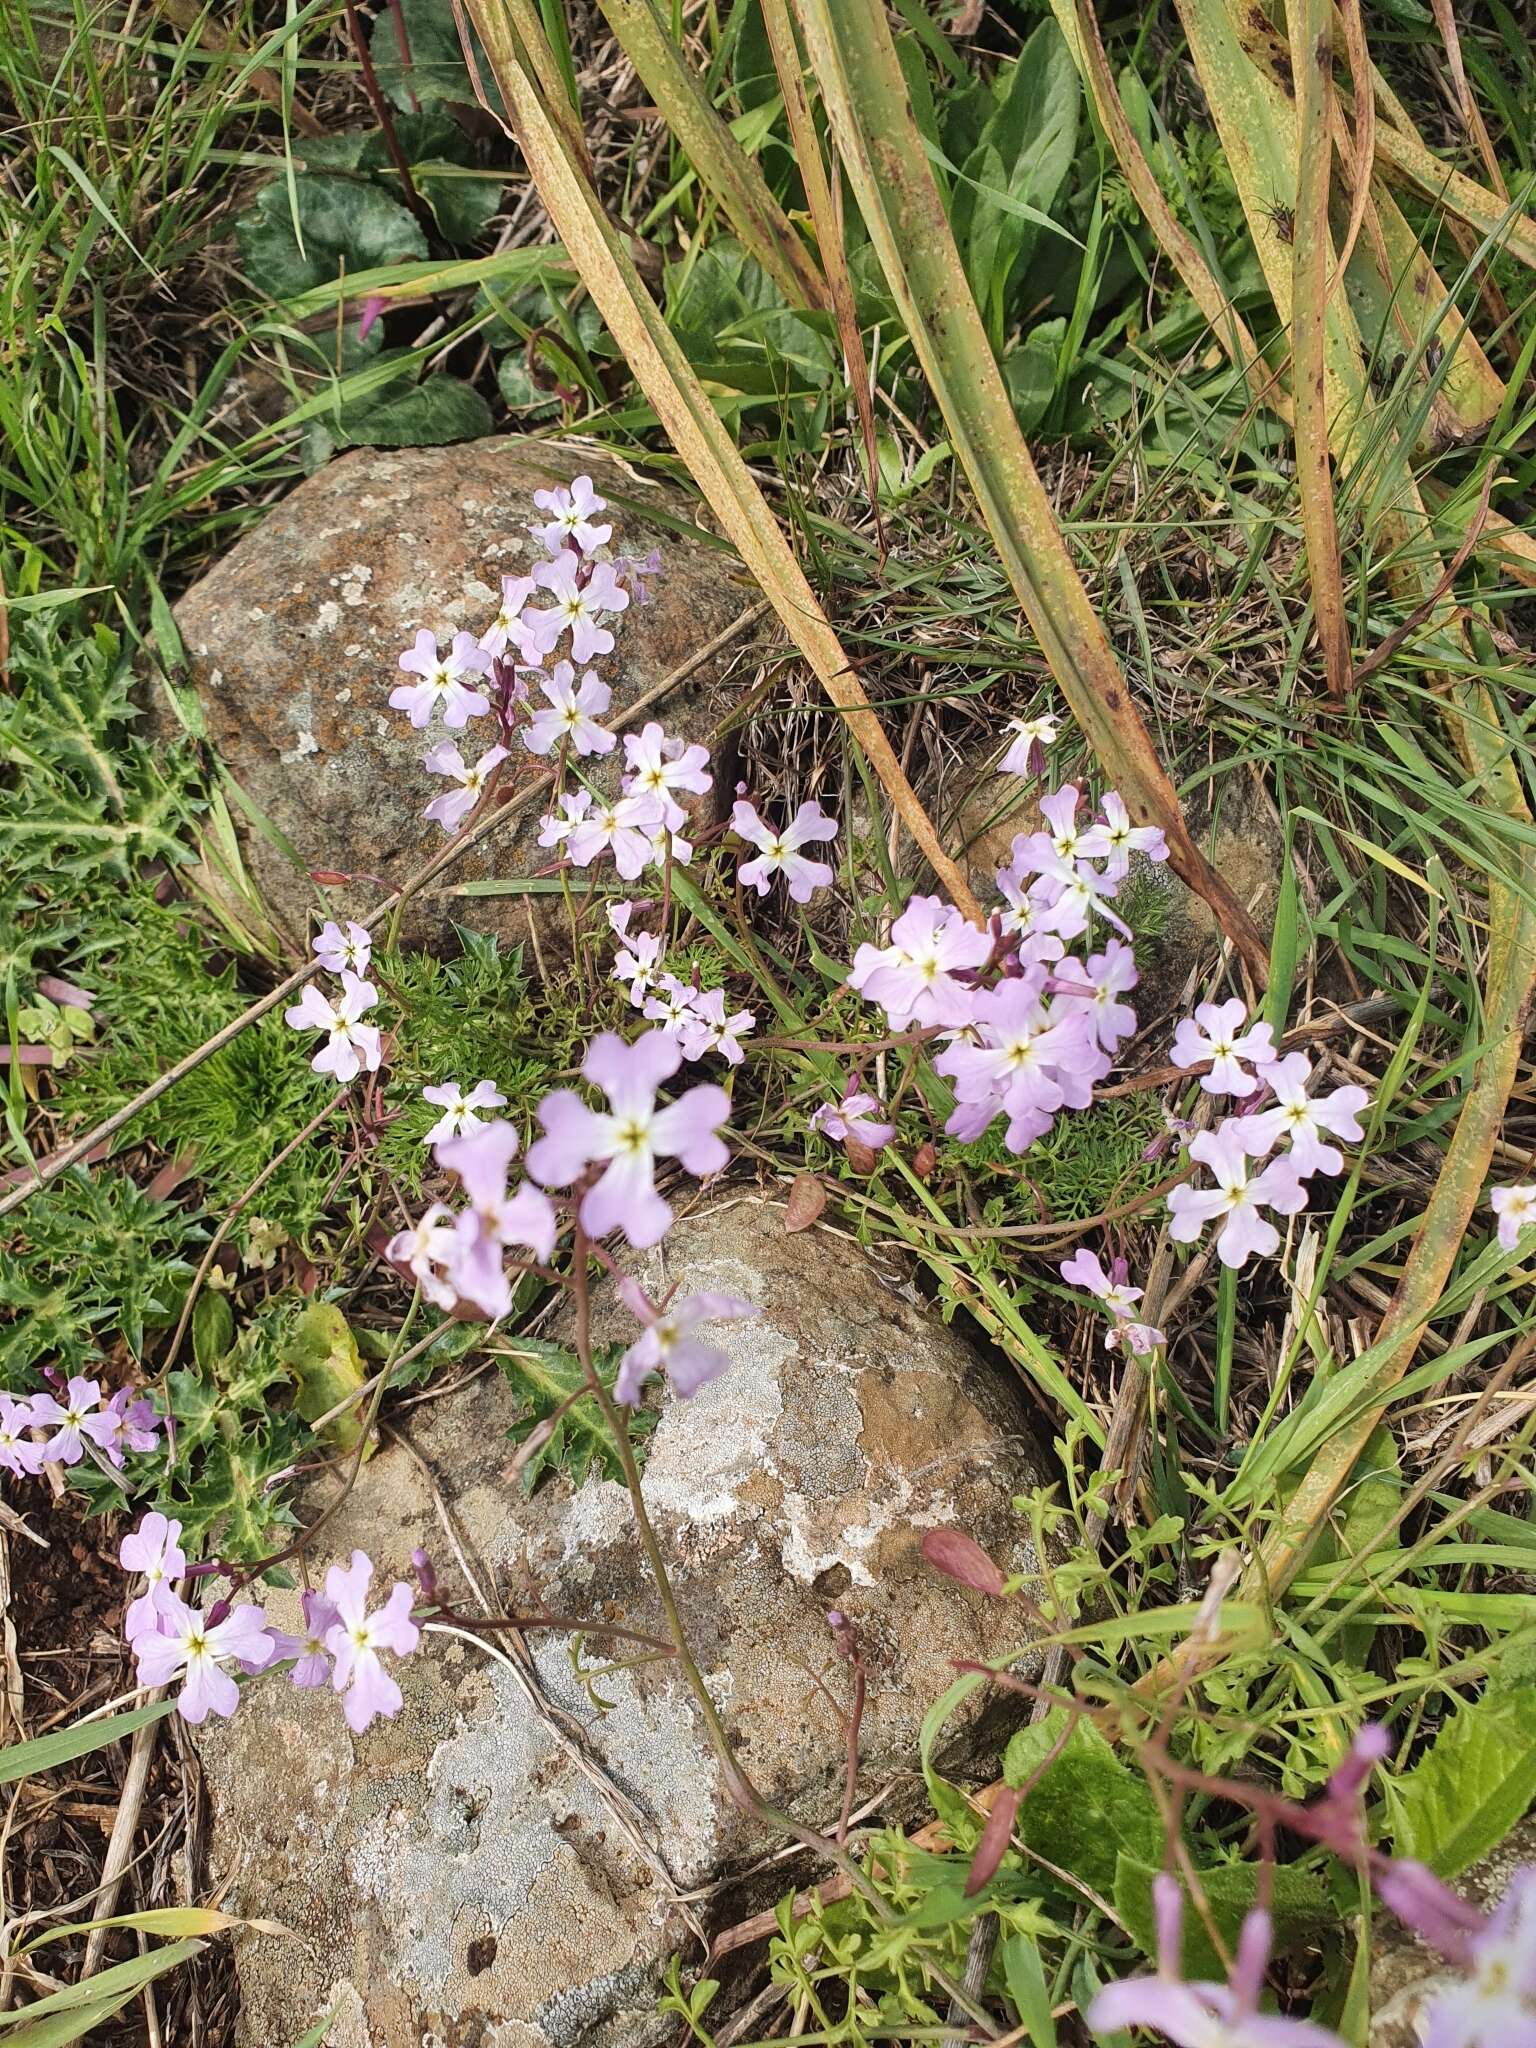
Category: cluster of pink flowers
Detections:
[
  {"x1": 285, "y1": 920, "x2": 382, "y2": 1082},
  {"x1": 0, "y1": 1375, "x2": 160, "y2": 1480},
  {"x1": 122, "y1": 1513, "x2": 418, "y2": 1731},
  {"x1": 1165, "y1": 1003, "x2": 1370, "y2": 1270},
  {"x1": 1059, "y1": 1249, "x2": 1164, "y2": 1356},
  {"x1": 603, "y1": 903, "x2": 756, "y2": 1067}
]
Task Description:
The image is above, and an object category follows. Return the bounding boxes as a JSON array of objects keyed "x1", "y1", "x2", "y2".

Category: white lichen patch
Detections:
[
  {"x1": 340, "y1": 564, "x2": 373, "y2": 606},
  {"x1": 280, "y1": 729, "x2": 320, "y2": 763},
  {"x1": 313, "y1": 599, "x2": 342, "y2": 633}
]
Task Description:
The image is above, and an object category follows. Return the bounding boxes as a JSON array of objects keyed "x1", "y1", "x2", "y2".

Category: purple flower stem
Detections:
[{"x1": 339, "y1": 0, "x2": 428, "y2": 226}]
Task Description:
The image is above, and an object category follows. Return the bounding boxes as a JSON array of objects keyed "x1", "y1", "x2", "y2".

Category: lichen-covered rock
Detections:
[
  {"x1": 170, "y1": 440, "x2": 750, "y2": 953},
  {"x1": 194, "y1": 1202, "x2": 1051, "y2": 2047}
]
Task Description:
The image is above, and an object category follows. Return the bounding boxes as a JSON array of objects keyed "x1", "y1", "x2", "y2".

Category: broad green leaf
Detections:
[
  {"x1": 284, "y1": 1301, "x2": 369, "y2": 1453},
  {"x1": 1389, "y1": 1688, "x2": 1536, "y2": 1877},
  {"x1": 493, "y1": 1337, "x2": 654, "y2": 1489},
  {"x1": 330, "y1": 375, "x2": 493, "y2": 448},
  {"x1": 0, "y1": 1702, "x2": 176, "y2": 1790},
  {"x1": 236, "y1": 174, "x2": 428, "y2": 300},
  {"x1": 1004, "y1": 1709, "x2": 1159, "y2": 1894},
  {"x1": 1114, "y1": 1856, "x2": 1329, "y2": 1980},
  {"x1": 299, "y1": 116, "x2": 506, "y2": 244},
  {"x1": 1003, "y1": 319, "x2": 1066, "y2": 435},
  {"x1": 192, "y1": 1291, "x2": 235, "y2": 1376},
  {"x1": 1002, "y1": 1933, "x2": 1057, "y2": 2048},
  {"x1": 369, "y1": 0, "x2": 490, "y2": 109}
]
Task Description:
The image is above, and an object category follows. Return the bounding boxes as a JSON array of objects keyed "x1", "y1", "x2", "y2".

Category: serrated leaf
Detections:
[
  {"x1": 1389, "y1": 1688, "x2": 1536, "y2": 1878},
  {"x1": 331, "y1": 375, "x2": 493, "y2": 448},
  {"x1": 1004, "y1": 1710, "x2": 1160, "y2": 1895},
  {"x1": 494, "y1": 1337, "x2": 653, "y2": 1490},
  {"x1": 284, "y1": 1302, "x2": 370, "y2": 1452},
  {"x1": 1113, "y1": 1856, "x2": 1330, "y2": 1980},
  {"x1": 236, "y1": 174, "x2": 428, "y2": 300}
]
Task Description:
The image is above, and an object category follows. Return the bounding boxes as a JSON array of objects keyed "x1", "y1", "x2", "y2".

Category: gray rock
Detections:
[
  {"x1": 169, "y1": 439, "x2": 750, "y2": 955},
  {"x1": 195, "y1": 1201, "x2": 1052, "y2": 2047}
]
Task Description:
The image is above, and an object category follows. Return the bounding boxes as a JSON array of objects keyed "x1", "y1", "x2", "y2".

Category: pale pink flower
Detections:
[
  {"x1": 810, "y1": 1083, "x2": 895, "y2": 1150},
  {"x1": 643, "y1": 974, "x2": 701, "y2": 1037},
  {"x1": 521, "y1": 661, "x2": 616, "y2": 757},
  {"x1": 421, "y1": 1077, "x2": 507, "y2": 1146},
  {"x1": 532, "y1": 473, "x2": 612, "y2": 554},
  {"x1": 268, "y1": 1590, "x2": 340, "y2": 1690},
  {"x1": 612, "y1": 923, "x2": 664, "y2": 1006},
  {"x1": 998, "y1": 710, "x2": 1059, "y2": 777},
  {"x1": 935, "y1": 977, "x2": 1101, "y2": 1151},
  {"x1": 436, "y1": 1122, "x2": 558, "y2": 1320},
  {"x1": 614, "y1": 1278, "x2": 757, "y2": 1404},
  {"x1": 848, "y1": 895, "x2": 991, "y2": 1029},
  {"x1": 677, "y1": 987, "x2": 755, "y2": 1066},
  {"x1": 537, "y1": 788, "x2": 592, "y2": 850},
  {"x1": 1054, "y1": 938, "x2": 1139, "y2": 1051},
  {"x1": 1170, "y1": 999, "x2": 1278, "y2": 1097},
  {"x1": 29, "y1": 1375, "x2": 115, "y2": 1466},
  {"x1": 120, "y1": 1512, "x2": 187, "y2": 1641},
  {"x1": 1031, "y1": 853, "x2": 1132, "y2": 940},
  {"x1": 1107, "y1": 1320, "x2": 1165, "y2": 1357},
  {"x1": 384, "y1": 1202, "x2": 459, "y2": 1311},
  {"x1": 1387, "y1": 1864, "x2": 1536, "y2": 2046},
  {"x1": 322, "y1": 1551, "x2": 420, "y2": 1733},
  {"x1": 994, "y1": 861, "x2": 1068, "y2": 961},
  {"x1": 1013, "y1": 784, "x2": 1089, "y2": 870},
  {"x1": 1167, "y1": 1120, "x2": 1308, "y2": 1268},
  {"x1": 623, "y1": 724, "x2": 712, "y2": 831},
  {"x1": 530, "y1": 554, "x2": 629, "y2": 664},
  {"x1": 733, "y1": 798, "x2": 838, "y2": 904},
  {"x1": 1078, "y1": 791, "x2": 1170, "y2": 877},
  {"x1": 312, "y1": 919, "x2": 371, "y2": 977},
  {"x1": 477, "y1": 572, "x2": 543, "y2": 661},
  {"x1": 566, "y1": 792, "x2": 666, "y2": 880},
  {"x1": 1238, "y1": 1053, "x2": 1369, "y2": 1177},
  {"x1": 1491, "y1": 1184, "x2": 1536, "y2": 1252},
  {"x1": 132, "y1": 1590, "x2": 275, "y2": 1724},
  {"x1": 421, "y1": 741, "x2": 508, "y2": 833},
  {"x1": 0, "y1": 1396, "x2": 44, "y2": 1479},
  {"x1": 284, "y1": 971, "x2": 382, "y2": 1082},
  {"x1": 1059, "y1": 1247, "x2": 1144, "y2": 1322},
  {"x1": 526, "y1": 1030, "x2": 730, "y2": 1248},
  {"x1": 99, "y1": 1389, "x2": 160, "y2": 1467},
  {"x1": 389, "y1": 629, "x2": 492, "y2": 729}
]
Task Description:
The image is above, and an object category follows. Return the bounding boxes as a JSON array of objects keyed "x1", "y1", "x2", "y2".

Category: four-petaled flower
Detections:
[
  {"x1": 1054, "y1": 938, "x2": 1139, "y2": 1051},
  {"x1": 611, "y1": 912, "x2": 664, "y2": 1005},
  {"x1": 565, "y1": 793, "x2": 665, "y2": 880},
  {"x1": 322, "y1": 1551, "x2": 421, "y2": 1733},
  {"x1": 678, "y1": 987, "x2": 756, "y2": 1067},
  {"x1": 538, "y1": 789, "x2": 592, "y2": 850},
  {"x1": 1491, "y1": 1184, "x2": 1536, "y2": 1252},
  {"x1": 1059, "y1": 1246, "x2": 1143, "y2": 1321},
  {"x1": 1239, "y1": 1053, "x2": 1369, "y2": 1177},
  {"x1": 421, "y1": 1076, "x2": 507, "y2": 1146},
  {"x1": 120, "y1": 1511, "x2": 187, "y2": 1641},
  {"x1": 384, "y1": 1201, "x2": 459, "y2": 1311},
  {"x1": 478, "y1": 572, "x2": 541, "y2": 661},
  {"x1": 313, "y1": 919, "x2": 371, "y2": 977},
  {"x1": 271, "y1": 1589, "x2": 340, "y2": 1689},
  {"x1": 522, "y1": 661, "x2": 616, "y2": 757},
  {"x1": 0, "y1": 1396, "x2": 44, "y2": 1479},
  {"x1": 29, "y1": 1375, "x2": 115, "y2": 1466},
  {"x1": 1167, "y1": 1121, "x2": 1308, "y2": 1268},
  {"x1": 284, "y1": 971, "x2": 383, "y2": 1082},
  {"x1": 532, "y1": 473, "x2": 612, "y2": 555},
  {"x1": 100, "y1": 1388, "x2": 160, "y2": 1466},
  {"x1": 848, "y1": 895, "x2": 992, "y2": 1029},
  {"x1": 613, "y1": 1277, "x2": 757, "y2": 1404},
  {"x1": 390, "y1": 629, "x2": 492, "y2": 729},
  {"x1": 422, "y1": 741, "x2": 509, "y2": 833},
  {"x1": 1079, "y1": 791, "x2": 1170, "y2": 877},
  {"x1": 998, "y1": 710, "x2": 1059, "y2": 777},
  {"x1": 436, "y1": 1122, "x2": 558, "y2": 1320},
  {"x1": 1170, "y1": 999, "x2": 1277, "y2": 1097},
  {"x1": 733, "y1": 799, "x2": 838, "y2": 904},
  {"x1": 529, "y1": 554, "x2": 629, "y2": 664},
  {"x1": 527, "y1": 1030, "x2": 730, "y2": 1247},
  {"x1": 623, "y1": 723, "x2": 712, "y2": 830},
  {"x1": 810, "y1": 1082, "x2": 895, "y2": 1151},
  {"x1": 132, "y1": 1588, "x2": 276, "y2": 1724}
]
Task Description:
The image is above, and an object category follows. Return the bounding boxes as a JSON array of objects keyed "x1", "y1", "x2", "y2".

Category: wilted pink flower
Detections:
[
  {"x1": 30, "y1": 1375, "x2": 115, "y2": 1466},
  {"x1": 848, "y1": 895, "x2": 991, "y2": 1029},
  {"x1": 532, "y1": 473, "x2": 612, "y2": 555},
  {"x1": 1239, "y1": 1053, "x2": 1369, "y2": 1177},
  {"x1": 810, "y1": 1082, "x2": 895, "y2": 1150},
  {"x1": 1170, "y1": 999, "x2": 1278, "y2": 1097},
  {"x1": 614, "y1": 548, "x2": 664, "y2": 603},
  {"x1": 998, "y1": 710, "x2": 1059, "y2": 777},
  {"x1": 390, "y1": 629, "x2": 492, "y2": 729},
  {"x1": 322, "y1": 1551, "x2": 420, "y2": 1733},
  {"x1": 132, "y1": 1589, "x2": 274, "y2": 1724},
  {"x1": 1491, "y1": 1184, "x2": 1536, "y2": 1252},
  {"x1": 613, "y1": 1277, "x2": 756, "y2": 1403},
  {"x1": 1079, "y1": 791, "x2": 1170, "y2": 877},
  {"x1": 283, "y1": 971, "x2": 382, "y2": 1082},
  {"x1": 566, "y1": 792, "x2": 666, "y2": 880},
  {"x1": 526, "y1": 1030, "x2": 730, "y2": 1248},
  {"x1": 1059, "y1": 1247, "x2": 1143, "y2": 1321},
  {"x1": 732, "y1": 798, "x2": 838, "y2": 904},
  {"x1": 478, "y1": 572, "x2": 542, "y2": 661},
  {"x1": 0, "y1": 1396, "x2": 44, "y2": 1479},
  {"x1": 522, "y1": 661, "x2": 616, "y2": 757},
  {"x1": 530, "y1": 554, "x2": 629, "y2": 664},
  {"x1": 120, "y1": 1511, "x2": 187, "y2": 1641},
  {"x1": 1106, "y1": 1319, "x2": 1165, "y2": 1357},
  {"x1": 677, "y1": 987, "x2": 755, "y2": 1067},
  {"x1": 1167, "y1": 1120, "x2": 1308, "y2": 1268},
  {"x1": 313, "y1": 918, "x2": 371, "y2": 977},
  {"x1": 385, "y1": 1201, "x2": 459, "y2": 1311},
  {"x1": 436, "y1": 1122, "x2": 558, "y2": 1320},
  {"x1": 623, "y1": 724, "x2": 712, "y2": 831},
  {"x1": 537, "y1": 788, "x2": 592, "y2": 850},
  {"x1": 100, "y1": 1388, "x2": 160, "y2": 1467},
  {"x1": 421, "y1": 1077, "x2": 507, "y2": 1146},
  {"x1": 421, "y1": 741, "x2": 509, "y2": 832},
  {"x1": 356, "y1": 292, "x2": 388, "y2": 342},
  {"x1": 269, "y1": 1590, "x2": 340, "y2": 1690}
]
